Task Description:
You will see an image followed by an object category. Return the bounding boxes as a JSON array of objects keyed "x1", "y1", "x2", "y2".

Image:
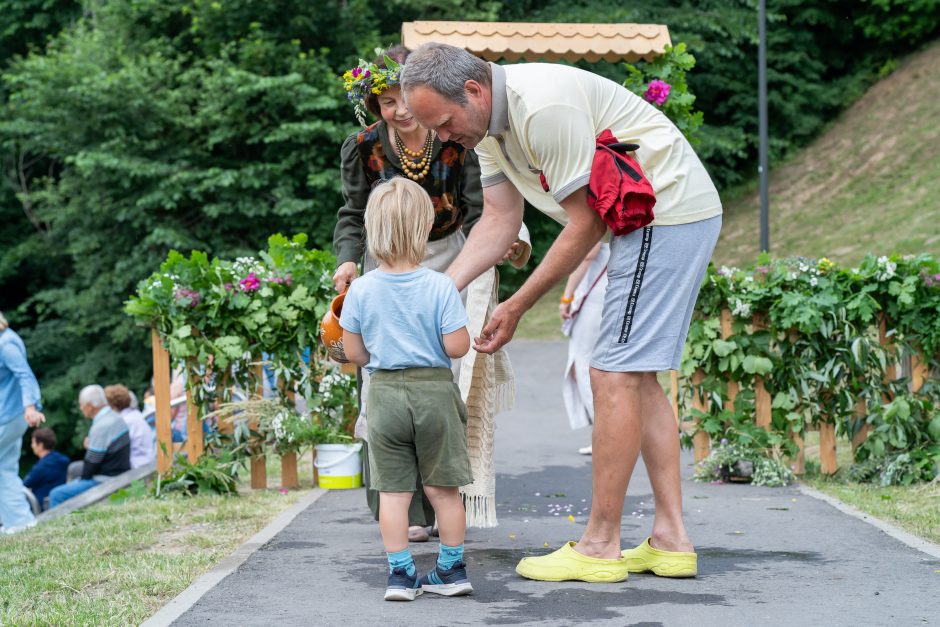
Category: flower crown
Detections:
[{"x1": 342, "y1": 54, "x2": 402, "y2": 126}]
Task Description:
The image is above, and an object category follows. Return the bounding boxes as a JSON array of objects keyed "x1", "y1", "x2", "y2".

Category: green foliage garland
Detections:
[{"x1": 685, "y1": 253, "x2": 940, "y2": 486}]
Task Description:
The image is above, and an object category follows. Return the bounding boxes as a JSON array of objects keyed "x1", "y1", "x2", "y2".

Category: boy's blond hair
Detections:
[{"x1": 365, "y1": 177, "x2": 434, "y2": 266}]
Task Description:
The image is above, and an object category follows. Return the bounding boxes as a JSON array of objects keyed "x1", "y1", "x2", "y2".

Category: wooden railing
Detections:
[
  {"x1": 671, "y1": 309, "x2": 933, "y2": 474},
  {"x1": 150, "y1": 328, "x2": 354, "y2": 488}
]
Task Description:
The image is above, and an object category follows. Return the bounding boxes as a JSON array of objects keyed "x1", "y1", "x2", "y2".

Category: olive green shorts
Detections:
[{"x1": 366, "y1": 367, "x2": 473, "y2": 492}]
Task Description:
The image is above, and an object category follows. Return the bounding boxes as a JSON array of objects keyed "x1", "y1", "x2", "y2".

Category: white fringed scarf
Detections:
[{"x1": 457, "y1": 267, "x2": 515, "y2": 528}]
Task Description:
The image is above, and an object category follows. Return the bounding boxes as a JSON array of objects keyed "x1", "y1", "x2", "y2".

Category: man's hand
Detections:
[
  {"x1": 24, "y1": 405, "x2": 44, "y2": 428},
  {"x1": 332, "y1": 261, "x2": 358, "y2": 292},
  {"x1": 498, "y1": 242, "x2": 522, "y2": 265},
  {"x1": 474, "y1": 301, "x2": 522, "y2": 354}
]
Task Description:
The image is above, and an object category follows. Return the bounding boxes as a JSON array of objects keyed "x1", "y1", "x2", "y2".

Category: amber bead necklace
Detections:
[{"x1": 394, "y1": 129, "x2": 433, "y2": 181}]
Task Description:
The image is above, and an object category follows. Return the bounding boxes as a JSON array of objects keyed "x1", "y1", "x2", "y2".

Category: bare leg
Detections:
[
  {"x1": 639, "y1": 372, "x2": 693, "y2": 552},
  {"x1": 379, "y1": 492, "x2": 414, "y2": 553},
  {"x1": 422, "y1": 485, "x2": 466, "y2": 547},
  {"x1": 574, "y1": 369, "x2": 645, "y2": 559}
]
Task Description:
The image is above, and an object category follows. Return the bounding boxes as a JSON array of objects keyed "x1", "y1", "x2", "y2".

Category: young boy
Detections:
[
  {"x1": 340, "y1": 177, "x2": 474, "y2": 602},
  {"x1": 23, "y1": 428, "x2": 70, "y2": 511}
]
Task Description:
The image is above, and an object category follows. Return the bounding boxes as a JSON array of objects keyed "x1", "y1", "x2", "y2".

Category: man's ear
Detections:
[{"x1": 465, "y1": 79, "x2": 485, "y2": 101}]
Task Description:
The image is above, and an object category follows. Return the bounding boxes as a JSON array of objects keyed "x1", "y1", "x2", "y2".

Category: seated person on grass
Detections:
[
  {"x1": 48, "y1": 385, "x2": 131, "y2": 508},
  {"x1": 22, "y1": 427, "x2": 70, "y2": 511},
  {"x1": 105, "y1": 384, "x2": 155, "y2": 469}
]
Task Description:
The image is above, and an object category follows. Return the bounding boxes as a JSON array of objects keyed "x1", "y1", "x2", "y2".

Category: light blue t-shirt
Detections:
[{"x1": 339, "y1": 267, "x2": 468, "y2": 373}]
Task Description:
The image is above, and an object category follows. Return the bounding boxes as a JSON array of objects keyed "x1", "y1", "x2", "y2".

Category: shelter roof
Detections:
[{"x1": 401, "y1": 21, "x2": 671, "y2": 63}]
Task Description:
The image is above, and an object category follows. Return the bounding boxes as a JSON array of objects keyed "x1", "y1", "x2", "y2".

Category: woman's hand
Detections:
[
  {"x1": 559, "y1": 301, "x2": 573, "y2": 321},
  {"x1": 332, "y1": 262, "x2": 358, "y2": 292}
]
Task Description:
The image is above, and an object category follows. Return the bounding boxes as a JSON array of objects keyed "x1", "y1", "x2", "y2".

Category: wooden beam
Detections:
[
  {"x1": 281, "y1": 452, "x2": 299, "y2": 489},
  {"x1": 691, "y1": 369, "x2": 710, "y2": 461},
  {"x1": 911, "y1": 348, "x2": 929, "y2": 393},
  {"x1": 819, "y1": 422, "x2": 838, "y2": 475},
  {"x1": 751, "y1": 313, "x2": 772, "y2": 431},
  {"x1": 151, "y1": 329, "x2": 174, "y2": 475},
  {"x1": 250, "y1": 357, "x2": 267, "y2": 489},
  {"x1": 184, "y1": 359, "x2": 204, "y2": 463},
  {"x1": 790, "y1": 431, "x2": 805, "y2": 476},
  {"x1": 720, "y1": 308, "x2": 738, "y2": 410}
]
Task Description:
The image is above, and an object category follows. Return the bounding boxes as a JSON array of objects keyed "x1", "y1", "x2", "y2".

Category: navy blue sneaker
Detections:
[
  {"x1": 384, "y1": 567, "x2": 422, "y2": 601},
  {"x1": 418, "y1": 562, "x2": 474, "y2": 596}
]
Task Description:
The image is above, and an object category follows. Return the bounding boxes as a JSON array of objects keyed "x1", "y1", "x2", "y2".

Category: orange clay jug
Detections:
[{"x1": 320, "y1": 288, "x2": 348, "y2": 363}]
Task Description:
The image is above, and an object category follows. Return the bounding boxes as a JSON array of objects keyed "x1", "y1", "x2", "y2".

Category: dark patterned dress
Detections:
[{"x1": 332, "y1": 120, "x2": 483, "y2": 266}]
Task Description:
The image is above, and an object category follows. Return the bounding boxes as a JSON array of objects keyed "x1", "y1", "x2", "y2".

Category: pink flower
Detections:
[
  {"x1": 351, "y1": 67, "x2": 362, "y2": 78},
  {"x1": 644, "y1": 80, "x2": 671, "y2": 106},
  {"x1": 239, "y1": 272, "x2": 261, "y2": 292},
  {"x1": 174, "y1": 288, "x2": 201, "y2": 307}
]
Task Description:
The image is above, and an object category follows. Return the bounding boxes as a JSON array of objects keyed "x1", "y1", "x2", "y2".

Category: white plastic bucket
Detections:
[{"x1": 314, "y1": 442, "x2": 363, "y2": 489}]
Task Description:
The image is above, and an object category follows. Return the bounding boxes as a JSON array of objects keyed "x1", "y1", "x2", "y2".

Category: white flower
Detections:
[
  {"x1": 798, "y1": 262, "x2": 809, "y2": 273},
  {"x1": 787, "y1": 272, "x2": 797, "y2": 281},
  {"x1": 731, "y1": 298, "x2": 751, "y2": 319},
  {"x1": 809, "y1": 277, "x2": 818, "y2": 287},
  {"x1": 875, "y1": 256, "x2": 897, "y2": 281}
]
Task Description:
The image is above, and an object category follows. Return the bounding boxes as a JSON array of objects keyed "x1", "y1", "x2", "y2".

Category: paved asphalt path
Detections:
[{"x1": 175, "y1": 341, "x2": 940, "y2": 626}]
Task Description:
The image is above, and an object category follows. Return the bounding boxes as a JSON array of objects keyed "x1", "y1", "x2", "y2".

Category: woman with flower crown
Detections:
[{"x1": 332, "y1": 46, "x2": 529, "y2": 541}]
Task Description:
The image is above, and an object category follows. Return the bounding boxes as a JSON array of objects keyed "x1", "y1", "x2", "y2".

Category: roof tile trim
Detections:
[{"x1": 401, "y1": 21, "x2": 671, "y2": 63}]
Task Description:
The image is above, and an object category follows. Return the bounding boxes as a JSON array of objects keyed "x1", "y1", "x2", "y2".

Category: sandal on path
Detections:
[
  {"x1": 515, "y1": 541, "x2": 629, "y2": 583},
  {"x1": 621, "y1": 537, "x2": 697, "y2": 577}
]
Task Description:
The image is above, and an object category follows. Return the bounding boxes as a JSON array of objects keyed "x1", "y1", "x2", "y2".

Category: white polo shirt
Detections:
[{"x1": 475, "y1": 63, "x2": 722, "y2": 227}]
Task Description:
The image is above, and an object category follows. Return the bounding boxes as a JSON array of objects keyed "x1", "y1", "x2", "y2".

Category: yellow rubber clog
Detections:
[
  {"x1": 516, "y1": 541, "x2": 629, "y2": 583},
  {"x1": 621, "y1": 537, "x2": 697, "y2": 577}
]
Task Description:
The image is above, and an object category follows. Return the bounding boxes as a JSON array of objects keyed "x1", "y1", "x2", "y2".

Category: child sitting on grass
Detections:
[{"x1": 340, "y1": 176, "x2": 474, "y2": 602}]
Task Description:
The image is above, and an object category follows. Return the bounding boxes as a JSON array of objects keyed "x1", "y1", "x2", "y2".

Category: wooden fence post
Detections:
[
  {"x1": 183, "y1": 359, "x2": 204, "y2": 464},
  {"x1": 879, "y1": 314, "x2": 897, "y2": 397},
  {"x1": 790, "y1": 432, "x2": 805, "y2": 476},
  {"x1": 250, "y1": 358, "x2": 267, "y2": 490},
  {"x1": 819, "y1": 422, "x2": 838, "y2": 475},
  {"x1": 786, "y1": 328, "x2": 805, "y2": 474},
  {"x1": 911, "y1": 347, "x2": 929, "y2": 393},
  {"x1": 281, "y1": 452, "x2": 299, "y2": 489},
  {"x1": 151, "y1": 329, "x2": 174, "y2": 475},
  {"x1": 691, "y1": 369, "x2": 710, "y2": 461},
  {"x1": 851, "y1": 397, "x2": 869, "y2": 454},
  {"x1": 751, "y1": 313, "x2": 772, "y2": 431},
  {"x1": 720, "y1": 308, "x2": 738, "y2": 410}
]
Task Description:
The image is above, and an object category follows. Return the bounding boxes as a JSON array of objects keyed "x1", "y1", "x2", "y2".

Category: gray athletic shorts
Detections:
[{"x1": 591, "y1": 215, "x2": 722, "y2": 372}]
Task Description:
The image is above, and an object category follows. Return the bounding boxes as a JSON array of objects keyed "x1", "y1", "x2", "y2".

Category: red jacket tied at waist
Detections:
[{"x1": 587, "y1": 129, "x2": 656, "y2": 236}]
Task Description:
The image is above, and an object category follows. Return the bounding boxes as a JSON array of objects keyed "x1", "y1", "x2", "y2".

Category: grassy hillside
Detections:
[{"x1": 715, "y1": 40, "x2": 940, "y2": 267}]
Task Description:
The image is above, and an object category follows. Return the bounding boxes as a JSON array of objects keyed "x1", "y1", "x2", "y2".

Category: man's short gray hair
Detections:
[
  {"x1": 401, "y1": 43, "x2": 490, "y2": 105},
  {"x1": 79, "y1": 384, "x2": 108, "y2": 408}
]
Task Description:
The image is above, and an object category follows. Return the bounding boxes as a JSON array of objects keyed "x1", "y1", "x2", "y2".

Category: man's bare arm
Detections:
[
  {"x1": 474, "y1": 186, "x2": 606, "y2": 353},
  {"x1": 446, "y1": 179, "x2": 525, "y2": 291}
]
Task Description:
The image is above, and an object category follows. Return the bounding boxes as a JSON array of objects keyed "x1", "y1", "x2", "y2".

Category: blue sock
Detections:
[
  {"x1": 437, "y1": 543, "x2": 464, "y2": 570},
  {"x1": 387, "y1": 548, "x2": 416, "y2": 577}
]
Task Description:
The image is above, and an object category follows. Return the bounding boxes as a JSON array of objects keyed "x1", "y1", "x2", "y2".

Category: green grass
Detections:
[
  {"x1": 715, "y1": 40, "x2": 940, "y2": 267},
  {"x1": 809, "y1": 479, "x2": 940, "y2": 545},
  {"x1": 0, "y1": 474, "x2": 312, "y2": 625}
]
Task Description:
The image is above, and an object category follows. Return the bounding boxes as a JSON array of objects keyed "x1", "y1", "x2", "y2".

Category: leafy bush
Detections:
[
  {"x1": 694, "y1": 440, "x2": 795, "y2": 487},
  {"x1": 155, "y1": 450, "x2": 241, "y2": 497},
  {"x1": 622, "y1": 43, "x2": 703, "y2": 143}
]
